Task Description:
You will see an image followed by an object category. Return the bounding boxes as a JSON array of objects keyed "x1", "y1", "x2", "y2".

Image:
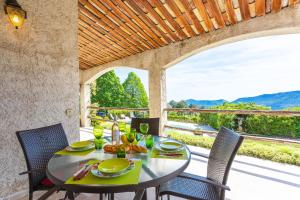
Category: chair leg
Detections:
[
  {"x1": 99, "y1": 193, "x2": 103, "y2": 200},
  {"x1": 66, "y1": 191, "x2": 75, "y2": 200},
  {"x1": 167, "y1": 194, "x2": 170, "y2": 200},
  {"x1": 29, "y1": 192, "x2": 33, "y2": 200}
]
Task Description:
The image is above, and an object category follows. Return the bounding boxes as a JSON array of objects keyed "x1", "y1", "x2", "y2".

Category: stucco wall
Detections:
[{"x1": 0, "y1": 0, "x2": 79, "y2": 198}]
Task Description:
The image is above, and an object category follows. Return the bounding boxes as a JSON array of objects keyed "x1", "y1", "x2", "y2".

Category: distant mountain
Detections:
[
  {"x1": 184, "y1": 91, "x2": 300, "y2": 110},
  {"x1": 186, "y1": 99, "x2": 227, "y2": 108},
  {"x1": 232, "y1": 91, "x2": 300, "y2": 110}
]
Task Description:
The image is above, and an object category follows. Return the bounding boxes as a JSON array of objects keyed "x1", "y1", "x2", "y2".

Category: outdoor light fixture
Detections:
[{"x1": 4, "y1": 0, "x2": 27, "y2": 29}]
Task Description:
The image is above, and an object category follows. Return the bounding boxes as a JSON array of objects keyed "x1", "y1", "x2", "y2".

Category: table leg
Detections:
[{"x1": 141, "y1": 189, "x2": 147, "y2": 200}]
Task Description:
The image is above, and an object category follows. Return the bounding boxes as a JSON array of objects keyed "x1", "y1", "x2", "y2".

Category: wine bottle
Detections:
[{"x1": 111, "y1": 119, "x2": 120, "y2": 145}]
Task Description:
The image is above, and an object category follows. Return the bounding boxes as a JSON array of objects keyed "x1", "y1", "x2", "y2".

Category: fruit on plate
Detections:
[{"x1": 121, "y1": 134, "x2": 129, "y2": 145}]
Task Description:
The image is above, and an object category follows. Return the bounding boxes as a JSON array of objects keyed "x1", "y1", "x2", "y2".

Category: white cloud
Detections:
[{"x1": 167, "y1": 34, "x2": 300, "y2": 101}]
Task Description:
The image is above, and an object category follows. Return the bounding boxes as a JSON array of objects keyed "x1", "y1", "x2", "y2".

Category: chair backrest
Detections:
[
  {"x1": 16, "y1": 123, "x2": 69, "y2": 191},
  {"x1": 207, "y1": 126, "x2": 244, "y2": 199},
  {"x1": 131, "y1": 118, "x2": 160, "y2": 136}
]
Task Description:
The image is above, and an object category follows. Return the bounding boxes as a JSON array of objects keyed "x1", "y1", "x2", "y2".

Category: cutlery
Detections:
[
  {"x1": 73, "y1": 164, "x2": 93, "y2": 180},
  {"x1": 157, "y1": 153, "x2": 183, "y2": 157}
]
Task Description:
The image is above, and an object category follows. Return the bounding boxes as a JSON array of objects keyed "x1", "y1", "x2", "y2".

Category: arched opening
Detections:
[
  {"x1": 80, "y1": 67, "x2": 149, "y2": 128},
  {"x1": 165, "y1": 34, "x2": 300, "y2": 163}
]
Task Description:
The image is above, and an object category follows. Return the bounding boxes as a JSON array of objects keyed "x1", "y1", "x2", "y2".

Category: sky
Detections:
[{"x1": 115, "y1": 34, "x2": 300, "y2": 102}]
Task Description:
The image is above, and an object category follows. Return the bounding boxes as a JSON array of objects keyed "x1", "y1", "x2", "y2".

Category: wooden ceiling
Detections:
[{"x1": 78, "y1": 0, "x2": 299, "y2": 70}]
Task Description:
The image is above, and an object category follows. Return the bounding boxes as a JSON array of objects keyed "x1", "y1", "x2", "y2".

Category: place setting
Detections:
[
  {"x1": 65, "y1": 157, "x2": 143, "y2": 185},
  {"x1": 151, "y1": 139, "x2": 188, "y2": 160}
]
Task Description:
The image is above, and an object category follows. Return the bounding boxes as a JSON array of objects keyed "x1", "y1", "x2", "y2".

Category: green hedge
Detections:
[
  {"x1": 167, "y1": 103, "x2": 300, "y2": 138},
  {"x1": 166, "y1": 130, "x2": 300, "y2": 166}
]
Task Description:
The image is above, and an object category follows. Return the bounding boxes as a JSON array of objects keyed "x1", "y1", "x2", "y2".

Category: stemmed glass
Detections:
[
  {"x1": 139, "y1": 123, "x2": 149, "y2": 136},
  {"x1": 93, "y1": 125, "x2": 104, "y2": 150},
  {"x1": 119, "y1": 121, "x2": 126, "y2": 134},
  {"x1": 125, "y1": 128, "x2": 136, "y2": 158}
]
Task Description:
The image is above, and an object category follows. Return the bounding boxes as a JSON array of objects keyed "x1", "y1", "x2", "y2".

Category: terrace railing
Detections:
[{"x1": 87, "y1": 106, "x2": 300, "y2": 144}]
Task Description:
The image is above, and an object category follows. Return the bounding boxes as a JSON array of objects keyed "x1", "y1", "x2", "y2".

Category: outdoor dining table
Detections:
[{"x1": 46, "y1": 136, "x2": 191, "y2": 200}]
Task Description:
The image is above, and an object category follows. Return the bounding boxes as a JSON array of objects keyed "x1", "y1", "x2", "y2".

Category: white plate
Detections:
[
  {"x1": 65, "y1": 144, "x2": 95, "y2": 152},
  {"x1": 159, "y1": 141, "x2": 183, "y2": 150},
  {"x1": 155, "y1": 142, "x2": 184, "y2": 153},
  {"x1": 91, "y1": 161, "x2": 135, "y2": 178}
]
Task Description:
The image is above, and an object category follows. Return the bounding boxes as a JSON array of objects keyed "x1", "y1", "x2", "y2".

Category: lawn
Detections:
[{"x1": 166, "y1": 130, "x2": 300, "y2": 166}]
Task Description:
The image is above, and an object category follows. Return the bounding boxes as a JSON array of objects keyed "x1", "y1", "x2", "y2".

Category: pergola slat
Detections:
[
  {"x1": 77, "y1": 0, "x2": 300, "y2": 69},
  {"x1": 192, "y1": 0, "x2": 214, "y2": 31},
  {"x1": 225, "y1": 0, "x2": 237, "y2": 24},
  {"x1": 165, "y1": 0, "x2": 197, "y2": 37},
  {"x1": 256, "y1": 0, "x2": 266, "y2": 16},
  {"x1": 238, "y1": 0, "x2": 251, "y2": 20},
  {"x1": 151, "y1": 0, "x2": 188, "y2": 39},
  {"x1": 272, "y1": 0, "x2": 282, "y2": 12}
]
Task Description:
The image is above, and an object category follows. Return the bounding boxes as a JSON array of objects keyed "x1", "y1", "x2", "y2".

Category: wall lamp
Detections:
[{"x1": 4, "y1": 0, "x2": 27, "y2": 29}]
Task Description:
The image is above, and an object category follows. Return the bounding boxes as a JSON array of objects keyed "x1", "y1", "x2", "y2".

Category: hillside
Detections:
[
  {"x1": 182, "y1": 91, "x2": 300, "y2": 110},
  {"x1": 186, "y1": 99, "x2": 227, "y2": 108},
  {"x1": 233, "y1": 91, "x2": 300, "y2": 110}
]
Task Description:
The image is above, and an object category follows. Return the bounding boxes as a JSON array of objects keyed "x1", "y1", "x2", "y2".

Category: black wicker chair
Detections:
[
  {"x1": 131, "y1": 117, "x2": 160, "y2": 136},
  {"x1": 159, "y1": 126, "x2": 244, "y2": 200},
  {"x1": 16, "y1": 123, "x2": 69, "y2": 200}
]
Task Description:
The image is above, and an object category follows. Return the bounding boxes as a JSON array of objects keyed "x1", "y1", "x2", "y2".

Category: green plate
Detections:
[
  {"x1": 70, "y1": 141, "x2": 93, "y2": 149},
  {"x1": 160, "y1": 141, "x2": 183, "y2": 151},
  {"x1": 98, "y1": 158, "x2": 130, "y2": 174}
]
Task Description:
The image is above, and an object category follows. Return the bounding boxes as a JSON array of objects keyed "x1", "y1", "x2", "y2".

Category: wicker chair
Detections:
[
  {"x1": 159, "y1": 126, "x2": 244, "y2": 200},
  {"x1": 131, "y1": 117, "x2": 160, "y2": 136},
  {"x1": 16, "y1": 123, "x2": 69, "y2": 200}
]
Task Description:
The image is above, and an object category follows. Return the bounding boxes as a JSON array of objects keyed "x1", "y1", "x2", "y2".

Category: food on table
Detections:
[{"x1": 104, "y1": 144, "x2": 147, "y2": 154}]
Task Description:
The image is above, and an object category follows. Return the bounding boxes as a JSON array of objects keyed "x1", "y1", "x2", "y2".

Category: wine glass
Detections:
[
  {"x1": 119, "y1": 121, "x2": 126, "y2": 134},
  {"x1": 125, "y1": 129, "x2": 136, "y2": 158},
  {"x1": 93, "y1": 125, "x2": 104, "y2": 150},
  {"x1": 139, "y1": 123, "x2": 149, "y2": 136}
]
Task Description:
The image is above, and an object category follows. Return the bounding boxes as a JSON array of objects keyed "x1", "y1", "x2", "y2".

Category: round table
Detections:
[{"x1": 47, "y1": 136, "x2": 191, "y2": 199}]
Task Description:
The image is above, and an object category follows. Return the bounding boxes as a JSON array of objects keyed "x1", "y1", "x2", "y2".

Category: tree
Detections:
[
  {"x1": 122, "y1": 72, "x2": 149, "y2": 108},
  {"x1": 168, "y1": 100, "x2": 178, "y2": 108},
  {"x1": 91, "y1": 71, "x2": 124, "y2": 107},
  {"x1": 175, "y1": 100, "x2": 189, "y2": 108}
]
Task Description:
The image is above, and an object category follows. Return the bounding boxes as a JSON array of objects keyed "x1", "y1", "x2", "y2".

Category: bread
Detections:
[{"x1": 103, "y1": 144, "x2": 147, "y2": 154}]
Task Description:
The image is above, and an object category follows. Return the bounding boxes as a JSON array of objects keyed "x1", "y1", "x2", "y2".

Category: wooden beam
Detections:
[
  {"x1": 180, "y1": 0, "x2": 205, "y2": 34},
  {"x1": 151, "y1": 0, "x2": 188, "y2": 39},
  {"x1": 238, "y1": 0, "x2": 251, "y2": 20},
  {"x1": 225, "y1": 0, "x2": 237, "y2": 24},
  {"x1": 256, "y1": 0, "x2": 266, "y2": 16},
  {"x1": 192, "y1": 0, "x2": 214, "y2": 31},
  {"x1": 272, "y1": 0, "x2": 282, "y2": 12},
  {"x1": 165, "y1": 0, "x2": 197, "y2": 37},
  {"x1": 206, "y1": 0, "x2": 225, "y2": 28}
]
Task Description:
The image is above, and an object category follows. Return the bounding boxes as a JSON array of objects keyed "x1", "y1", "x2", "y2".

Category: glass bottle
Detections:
[{"x1": 111, "y1": 120, "x2": 120, "y2": 145}]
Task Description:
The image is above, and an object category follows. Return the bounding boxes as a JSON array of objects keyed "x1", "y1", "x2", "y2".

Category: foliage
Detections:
[
  {"x1": 91, "y1": 71, "x2": 125, "y2": 107},
  {"x1": 91, "y1": 71, "x2": 149, "y2": 110},
  {"x1": 166, "y1": 130, "x2": 300, "y2": 166},
  {"x1": 167, "y1": 102, "x2": 300, "y2": 138},
  {"x1": 168, "y1": 100, "x2": 189, "y2": 108},
  {"x1": 122, "y1": 72, "x2": 149, "y2": 108}
]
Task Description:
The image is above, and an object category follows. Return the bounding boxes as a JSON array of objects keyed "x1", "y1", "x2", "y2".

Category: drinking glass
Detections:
[
  {"x1": 119, "y1": 121, "x2": 126, "y2": 134},
  {"x1": 93, "y1": 125, "x2": 103, "y2": 139},
  {"x1": 139, "y1": 123, "x2": 149, "y2": 135},
  {"x1": 125, "y1": 130, "x2": 136, "y2": 158},
  {"x1": 145, "y1": 135, "x2": 154, "y2": 149},
  {"x1": 93, "y1": 125, "x2": 104, "y2": 150},
  {"x1": 94, "y1": 138, "x2": 104, "y2": 150},
  {"x1": 117, "y1": 146, "x2": 126, "y2": 158}
]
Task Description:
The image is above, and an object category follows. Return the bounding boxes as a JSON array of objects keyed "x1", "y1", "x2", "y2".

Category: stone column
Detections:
[
  {"x1": 80, "y1": 83, "x2": 91, "y2": 127},
  {"x1": 148, "y1": 65, "x2": 167, "y2": 135}
]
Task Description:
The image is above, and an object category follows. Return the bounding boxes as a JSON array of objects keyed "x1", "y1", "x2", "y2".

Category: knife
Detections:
[
  {"x1": 73, "y1": 164, "x2": 93, "y2": 181},
  {"x1": 158, "y1": 153, "x2": 183, "y2": 157}
]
